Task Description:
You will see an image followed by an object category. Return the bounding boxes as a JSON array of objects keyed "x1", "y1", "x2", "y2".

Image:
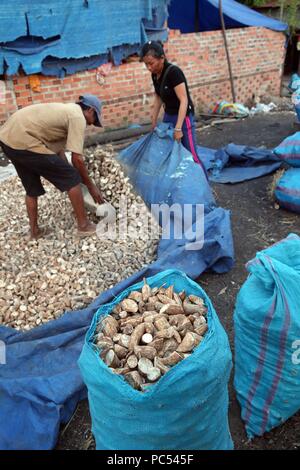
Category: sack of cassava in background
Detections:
[
  {"x1": 234, "y1": 234, "x2": 300, "y2": 438},
  {"x1": 274, "y1": 168, "x2": 300, "y2": 214}
]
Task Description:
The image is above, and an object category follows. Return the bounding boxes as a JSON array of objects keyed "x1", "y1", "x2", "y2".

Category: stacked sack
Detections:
[
  {"x1": 234, "y1": 234, "x2": 300, "y2": 438},
  {"x1": 273, "y1": 132, "x2": 300, "y2": 213},
  {"x1": 289, "y1": 73, "x2": 300, "y2": 122}
]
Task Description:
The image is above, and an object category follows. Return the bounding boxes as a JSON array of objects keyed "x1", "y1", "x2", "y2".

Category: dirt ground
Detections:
[{"x1": 49, "y1": 111, "x2": 300, "y2": 450}]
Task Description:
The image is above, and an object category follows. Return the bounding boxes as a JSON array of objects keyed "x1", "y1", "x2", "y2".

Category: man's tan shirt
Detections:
[{"x1": 0, "y1": 103, "x2": 86, "y2": 155}]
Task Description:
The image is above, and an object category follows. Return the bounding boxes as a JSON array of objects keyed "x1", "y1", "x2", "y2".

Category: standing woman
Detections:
[{"x1": 141, "y1": 40, "x2": 206, "y2": 174}]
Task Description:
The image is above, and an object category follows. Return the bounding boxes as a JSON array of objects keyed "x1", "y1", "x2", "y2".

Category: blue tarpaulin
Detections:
[
  {"x1": 0, "y1": 125, "x2": 234, "y2": 450},
  {"x1": 168, "y1": 0, "x2": 288, "y2": 33},
  {"x1": 198, "y1": 143, "x2": 282, "y2": 184},
  {"x1": 0, "y1": 0, "x2": 169, "y2": 76}
]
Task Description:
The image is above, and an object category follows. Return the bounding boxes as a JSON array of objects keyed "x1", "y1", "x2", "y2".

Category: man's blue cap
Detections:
[{"x1": 78, "y1": 94, "x2": 103, "y2": 127}]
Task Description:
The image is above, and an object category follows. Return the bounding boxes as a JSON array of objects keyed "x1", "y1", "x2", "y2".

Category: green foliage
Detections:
[
  {"x1": 287, "y1": 0, "x2": 300, "y2": 29},
  {"x1": 237, "y1": 0, "x2": 300, "y2": 33}
]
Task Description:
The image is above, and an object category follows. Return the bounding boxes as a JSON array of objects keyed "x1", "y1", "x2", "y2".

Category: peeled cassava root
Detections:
[
  {"x1": 0, "y1": 144, "x2": 160, "y2": 330},
  {"x1": 94, "y1": 278, "x2": 208, "y2": 391}
]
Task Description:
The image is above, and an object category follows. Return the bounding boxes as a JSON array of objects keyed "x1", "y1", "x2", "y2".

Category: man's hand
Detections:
[{"x1": 88, "y1": 183, "x2": 104, "y2": 204}]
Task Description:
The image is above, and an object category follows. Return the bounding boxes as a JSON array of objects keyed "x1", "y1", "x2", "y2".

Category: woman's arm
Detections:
[
  {"x1": 151, "y1": 93, "x2": 163, "y2": 130},
  {"x1": 173, "y1": 82, "x2": 188, "y2": 141}
]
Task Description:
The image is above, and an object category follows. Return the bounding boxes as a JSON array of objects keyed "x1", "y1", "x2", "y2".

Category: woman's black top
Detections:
[{"x1": 151, "y1": 61, "x2": 194, "y2": 115}]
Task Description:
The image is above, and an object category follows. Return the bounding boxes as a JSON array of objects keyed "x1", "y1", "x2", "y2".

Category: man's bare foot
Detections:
[
  {"x1": 28, "y1": 227, "x2": 50, "y2": 241},
  {"x1": 77, "y1": 221, "x2": 97, "y2": 237}
]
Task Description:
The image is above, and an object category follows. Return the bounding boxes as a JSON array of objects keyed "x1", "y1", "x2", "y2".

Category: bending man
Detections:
[{"x1": 0, "y1": 94, "x2": 104, "y2": 239}]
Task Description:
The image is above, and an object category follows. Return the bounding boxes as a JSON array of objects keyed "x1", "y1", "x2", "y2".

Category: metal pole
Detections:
[
  {"x1": 279, "y1": 0, "x2": 285, "y2": 21},
  {"x1": 219, "y1": 0, "x2": 236, "y2": 103}
]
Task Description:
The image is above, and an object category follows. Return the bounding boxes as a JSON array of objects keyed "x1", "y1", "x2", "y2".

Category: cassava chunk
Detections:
[
  {"x1": 183, "y1": 300, "x2": 204, "y2": 315},
  {"x1": 138, "y1": 357, "x2": 154, "y2": 377},
  {"x1": 142, "y1": 278, "x2": 151, "y2": 301},
  {"x1": 189, "y1": 295, "x2": 205, "y2": 306},
  {"x1": 148, "y1": 337, "x2": 164, "y2": 351},
  {"x1": 121, "y1": 299, "x2": 138, "y2": 313},
  {"x1": 154, "y1": 316, "x2": 170, "y2": 331},
  {"x1": 128, "y1": 291, "x2": 143, "y2": 302},
  {"x1": 194, "y1": 316, "x2": 207, "y2": 329},
  {"x1": 194, "y1": 324, "x2": 208, "y2": 336},
  {"x1": 165, "y1": 285, "x2": 174, "y2": 299},
  {"x1": 127, "y1": 354, "x2": 138, "y2": 369},
  {"x1": 154, "y1": 357, "x2": 170, "y2": 375},
  {"x1": 173, "y1": 293, "x2": 183, "y2": 307},
  {"x1": 179, "y1": 290, "x2": 186, "y2": 301},
  {"x1": 141, "y1": 333, "x2": 153, "y2": 344},
  {"x1": 101, "y1": 315, "x2": 119, "y2": 337},
  {"x1": 147, "y1": 367, "x2": 161, "y2": 382},
  {"x1": 104, "y1": 349, "x2": 120, "y2": 368},
  {"x1": 159, "y1": 351, "x2": 183, "y2": 366},
  {"x1": 157, "y1": 294, "x2": 176, "y2": 305},
  {"x1": 144, "y1": 322, "x2": 154, "y2": 334},
  {"x1": 134, "y1": 345, "x2": 157, "y2": 360},
  {"x1": 160, "y1": 338, "x2": 178, "y2": 356},
  {"x1": 128, "y1": 323, "x2": 146, "y2": 350},
  {"x1": 125, "y1": 371, "x2": 143, "y2": 390},
  {"x1": 121, "y1": 324, "x2": 134, "y2": 335},
  {"x1": 177, "y1": 331, "x2": 202, "y2": 353},
  {"x1": 118, "y1": 334, "x2": 131, "y2": 348},
  {"x1": 96, "y1": 335, "x2": 114, "y2": 350},
  {"x1": 114, "y1": 344, "x2": 128, "y2": 359},
  {"x1": 159, "y1": 303, "x2": 184, "y2": 316}
]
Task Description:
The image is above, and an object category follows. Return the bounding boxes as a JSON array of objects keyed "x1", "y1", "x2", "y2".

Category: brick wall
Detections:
[{"x1": 0, "y1": 27, "x2": 286, "y2": 130}]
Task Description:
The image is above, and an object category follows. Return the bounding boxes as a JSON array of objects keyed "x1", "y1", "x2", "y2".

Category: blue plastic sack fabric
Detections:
[
  {"x1": 210, "y1": 144, "x2": 281, "y2": 183},
  {"x1": 274, "y1": 132, "x2": 300, "y2": 167},
  {"x1": 197, "y1": 144, "x2": 281, "y2": 183},
  {"x1": 0, "y1": 309, "x2": 93, "y2": 450},
  {"x1": 78, "y1": 269, "x2": 233, "y2": 450},
  {"x1": 288, "y1": 73, "x2": 300, "y2": 92},
  {"x1": 274, "y1": 168, "x2": 300, "y2": 214},
  {"x1": 117, "y1": 123, "x2": 234, "y2": 274},
  {"x1": 234, "y1": 233, "x2": 300, "y2": 438}
]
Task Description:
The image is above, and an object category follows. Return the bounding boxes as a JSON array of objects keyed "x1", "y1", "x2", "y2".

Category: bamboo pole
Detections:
[{"x1": 219, "y1": 0, "x2": 236, "y2": 103}]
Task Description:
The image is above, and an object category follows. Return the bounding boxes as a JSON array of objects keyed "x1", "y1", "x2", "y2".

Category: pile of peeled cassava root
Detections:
[
  {"x1": 94, "y1": 279, "x2": 208, "y2": 391},
  {"x1": 0, "y1": 144, "x2": 160, "y2": 330}
]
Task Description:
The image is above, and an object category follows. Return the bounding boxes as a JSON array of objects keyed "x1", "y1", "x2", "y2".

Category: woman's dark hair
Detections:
[{"x1": 141, "y1": 40, "x2": 165, "y2": 59}]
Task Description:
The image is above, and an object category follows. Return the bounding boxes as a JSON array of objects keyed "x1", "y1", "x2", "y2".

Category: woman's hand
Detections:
[
  {"x1": 174, "y1": 129, "x2": 183, "y2": 142},
  {"x1": 151, "y1": 119, "x2": 158, "y2": 131}
]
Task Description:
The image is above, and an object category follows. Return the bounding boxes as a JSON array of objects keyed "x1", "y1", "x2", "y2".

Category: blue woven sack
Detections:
[
  {"x1": 78, "y1": 269, "x2": 233, "y2": 450},
  {"x1": 234, "y1": 234, "x2": 300, "y2": 438},
  {"x1": 274, "y1": 168, "x2": 300, "y2": 214},
  {"x1": 274, "y1": 132, "x2": 300, "y2": 167}
]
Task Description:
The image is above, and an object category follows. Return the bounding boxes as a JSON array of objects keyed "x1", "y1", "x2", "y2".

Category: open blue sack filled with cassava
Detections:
[
  {"x1": 78, "y1": 269, "x2": 233, "y2": 450},
  {"x1": 234, "y1": 233, "x2": 300, "y2": 438},
  {"x1": 274, "y1": 168, "x2": 300, "y2": 214},
  {"x1": 115, "y1": 122, "x2": 234, "y2": 275}
]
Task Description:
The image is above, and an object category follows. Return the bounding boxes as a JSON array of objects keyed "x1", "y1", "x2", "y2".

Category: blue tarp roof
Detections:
[
  {"x1": 0, "y1": 0, "x2": 169, "y2": 77},
  {"x1": 168, "y1": 0, "x2": 288, "y2": 33}
]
